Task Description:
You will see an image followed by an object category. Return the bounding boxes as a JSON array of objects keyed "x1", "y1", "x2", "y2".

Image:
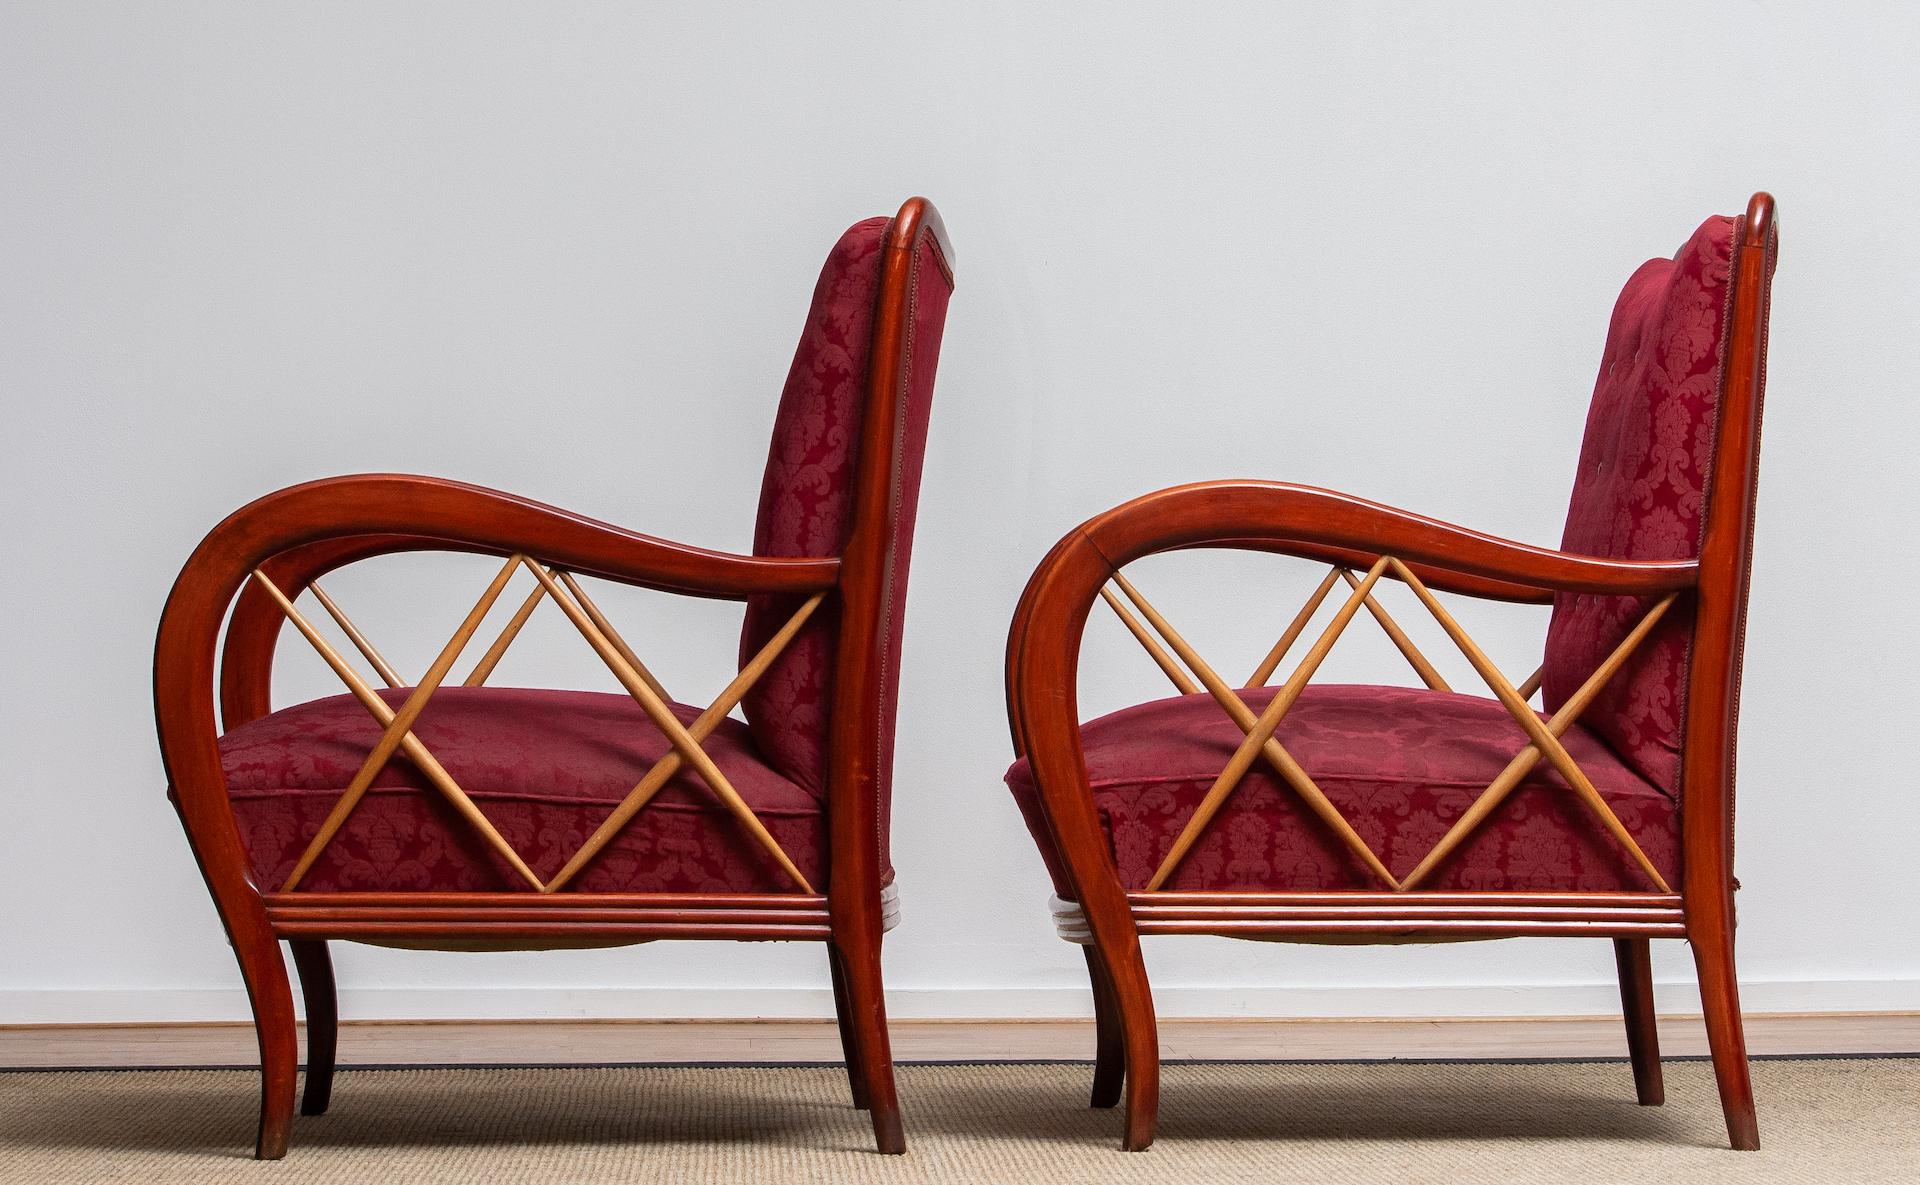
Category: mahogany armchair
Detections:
[
  {"x1": 154, "y1": 197, "x2": 953, "y2": 1157},
  {"x1": 1005, "y1": 194, "x2": 1777, "y2": 1150}
]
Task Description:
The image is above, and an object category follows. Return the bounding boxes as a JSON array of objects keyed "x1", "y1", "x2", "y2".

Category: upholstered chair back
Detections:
[
  {"x1": 1541, "y1": 216, "x2": 1737, "y2": 793},
  {"x1": 738, "y1": 217, "x2": 953, "y2": 869}
]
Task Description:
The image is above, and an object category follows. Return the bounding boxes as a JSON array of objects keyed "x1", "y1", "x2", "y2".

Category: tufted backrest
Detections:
[
  {"x1": 1541, "y1": 215, "x2": 1736, "y2": 794},
  {"x1": 738, "y1": 212, "x2": 954, "y2": 858}
]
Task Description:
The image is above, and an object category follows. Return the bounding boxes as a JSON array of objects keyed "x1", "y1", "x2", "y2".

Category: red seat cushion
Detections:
[
  {"x1": 1005, "y1": 684, "x2": 1678, "y2": 894},
  {"x1": 220, "y1": 687, "x2": 825, "y2": 894}
]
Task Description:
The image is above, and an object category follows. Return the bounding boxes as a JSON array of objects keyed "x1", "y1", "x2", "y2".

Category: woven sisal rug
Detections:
[{"x1": 2, "y1": 1058, "x2": 1912, "y2": 1183}]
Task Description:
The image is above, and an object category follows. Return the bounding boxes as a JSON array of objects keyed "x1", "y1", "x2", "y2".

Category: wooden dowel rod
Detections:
[
  {"x1": 281, "y1": 555, "x2": 524, "y2": 891},
  {"x1": 1110, "y1": 570, "x2": 1396, "y2": 891},
  {"x1": 464, "y1": 582, "x2": 547, "y2": 687},
  {"x1": 1247, "y1": 567, "x2": 1340, "y2": 687},
  {"x1": 1339, "y1": 568, "x2": 1452, "y2": 693},
  {"x1": 527, "y1": 564, "x2": 814, "y2": 894},
  {"x1": 556, "y1": 571, "x2": 671, "y2": 703},
  {"x1": 1386, "y1": 559, "x2": 1671, "y2": 893},
  {"x1": 1516, "y1": 664, "x2": 1545, "y2": 702},
  {"x1": 1270, "y1": 556, "x2": 1391, "y2": 705},
  {"x1": 251, "y1": 571, "x2": 545, "y2": 892},
  {"x1": 1399, "y1": 594, "x2": 1677, "y2": 890},
  {"x1": 1101, "y1": 587, "x2": 1201, "y2": 696},
  {"x1": 544, "y1": 593, "x2": 826, "y2": 892},
  {"x1": 309, "y1": 580, "x2": 405, "y2": 688},
  {"x1": 1140, "y1": 559, "x2": 1397, "y2": 890}
]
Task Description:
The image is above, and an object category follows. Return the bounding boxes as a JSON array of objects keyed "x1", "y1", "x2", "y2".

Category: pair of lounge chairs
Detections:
[{"x1": 153, "y1": 193, "x2": 1779, "y2": 1157}]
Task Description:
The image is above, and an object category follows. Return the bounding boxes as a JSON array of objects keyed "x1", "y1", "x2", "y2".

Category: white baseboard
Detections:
[{"x1": 3, "y1": 979, "x2": 1916, "y2": 1026}]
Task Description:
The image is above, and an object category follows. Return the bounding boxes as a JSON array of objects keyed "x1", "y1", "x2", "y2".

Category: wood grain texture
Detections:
[
  {"x1": 307, "y1": 581, "x2": 404, "y2": 688},
  {"x1": 1106, "y1": 570, "x2": 1399, "y2": 893},
  {"x1": 248, "y1": 570, "x2": 545, "y2": 893},
  {"x1": 1386, "y1": 557, "x2": 1671, "y2": 893},
  {"x1": 525, "y1": 562, "x2": 815, "y2": 894},
  {"x1": 278, "y1": 555, "x2": 525, "y2": 891},
  {"x1": 1145, "y1": 560, "x2": 1395, "y2": 890},
  {"x1": 543, "y1": 593, "x2": 826, "y2": 893}
]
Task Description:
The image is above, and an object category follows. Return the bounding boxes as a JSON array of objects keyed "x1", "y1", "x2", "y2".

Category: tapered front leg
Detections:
[
  {"x1": 1612, "y1": 937, "x2": 1664, "y2": 1105},
  {"x1": 1074, "y1": 903, "x2": 1158, "y2": 1151},
  {"x1": 233, "y1": 932, "x2": 298, "y2": 1158},
  {"x1": 1083, "y1": 946, "x2": 1124, "y2": 1108},
  {"x1": 1690, "y1": 901, "x2": 1758, "y2": 1149},
  {"x1": 827, "y1": 944, "x2": 872, "y2": 1110},
  {"x1": 289, "y1": 940, "x2": 338, "y2": 1116},
  {"x1": 828, "y1": 925, "x2": 903, "y2": 1153}
]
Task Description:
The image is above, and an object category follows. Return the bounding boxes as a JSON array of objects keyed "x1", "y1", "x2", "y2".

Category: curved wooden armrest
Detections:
[
  {"x1": 166, "y1": 474, "x2": 837, "y2": 729},
  {"x1": 193, "y1": 473, "x2": 837, "y2": 599},
  {"x1": 1077, "y1": 480, "x2": 1697, "y2": 599}
]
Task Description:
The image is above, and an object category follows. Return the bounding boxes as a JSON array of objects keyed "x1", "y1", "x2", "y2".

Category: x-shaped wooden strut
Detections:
[
  {"x1": 252, "y1": 556, "x2": 824, "y2": 894},
  {"x1": 1101, "y1": 561, "x2": 1677, "y2": 894}
]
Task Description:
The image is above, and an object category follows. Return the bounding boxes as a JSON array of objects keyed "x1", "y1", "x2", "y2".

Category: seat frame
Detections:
[
  {"x1": 1004, "y1": 194, "x2": 1776, "y2": 1151},
  {"x1": 153, "y1": 197, "x2": 953, "y2": 1158}
]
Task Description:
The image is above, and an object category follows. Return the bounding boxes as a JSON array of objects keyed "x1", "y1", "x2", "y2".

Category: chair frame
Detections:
[
  {"x1": 153, "y1": 197, "x2": 953, "y2": 1158},
  {"x1": 1005, "y1": 194, "x2": 1776, "y2": 1151}
]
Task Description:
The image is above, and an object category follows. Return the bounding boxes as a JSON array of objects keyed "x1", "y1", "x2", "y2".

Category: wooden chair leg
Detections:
[
  {"x1": 1612, "y1": 938, "x2": 1664, "y2": 1105},
  {"x1": 1691, "y1": 909, "x2": 1760, "y2": 1150},
  {"x1": 827, "y1": 944, "x2": 871, "y2": 1111},
  {"x1": 233, "y1": 930, "x2": 298, "y2": 1159},
  {"x1": 830, "y1": 930, "x2": 904, "y2": 1153},
  {"x1": 1082, "y1": 933, "x2": 1158, "y2": 1150},
  {"x1": 1083, "y1": 946, "x2": 1124, "y2": 1109},
  {"x1": 289, "y1": 940, "x2": 338, "y2": 1117}
]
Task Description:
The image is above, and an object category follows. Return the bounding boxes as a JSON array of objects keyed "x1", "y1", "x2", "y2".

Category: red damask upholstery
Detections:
[
  {"x1": 1542, "y1": 216, "x2": 1736, "y2": 792},
  {"x1": 1004, "y1": 684, "x2": 1678, "y2": 894},
  {"x1": 221, "y1": 688, "x2": 825, "y2": 893},
  {"x1": 738, "y1": 219, "x2": 888, "y2": 793},
  {"x1": 739, "y1": 218, "x2": 953, "y2": 872}
]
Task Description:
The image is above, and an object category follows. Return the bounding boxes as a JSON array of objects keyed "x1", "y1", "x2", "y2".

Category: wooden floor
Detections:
[{"x1": 3, "y1": 1012, "x2": 1914, "y2": 1069}]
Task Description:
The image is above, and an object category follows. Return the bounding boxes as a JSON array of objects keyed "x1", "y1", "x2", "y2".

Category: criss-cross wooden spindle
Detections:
[
  {"x1": 1111, "y1": 584, "x2": 1397, "y2": 890},
  {"x1": 556, "y1": 570, "x2": 673, "y2": 704},
  {"x1": 1100, "y1": 587, "x2": 1201, "y2": 696},
  {"x1": 1110, "y1": 571, "x2": 1399, "y2": 890},
  {"x1": 1144, "y1": 559, "x2": 1397, "y2": 890},
  {"x1": 1515, "y1": 664, "x2": 1545, "y2": 702},
  {"x1": 254, "y1": 564, "x2": 545, "y2": 891},
  {"x1": 1397, "y1": 592, "x2": 1677, "y2": 890},
  {"x1": 1106, "y1": 556, "x2": 1678, "y2": 896},
  {"x1": 1108, "y1": 568, "x2": 1400, "y2": 891},
  {"x1": 1386, "y1": 557, "x2": 1672, "y2": 893},
  {"x1": 463, "y1": 582, "x2": 547, "y2": 687},
  {"x1": 1337, "y1": 567, "x2": 1451, "y2": 692},
  {"x1": 262, "y1": 555, "x2": 824, "y2": 896},
  {"x1": 278, "y1": 555, "x2": 525, "y2": 890},
  {"x1": 526, "y1": 563, "x2": 816, "y2": 894},
  {"x1": 308, "y1": 580, "x2": 404, "y2": 688},
  {"x1": 1244, "y1": 567, "x2": 1342, "y2": 687},
  {"x1": 544, "y1": 592, "x2": 825, "y2": 892}
]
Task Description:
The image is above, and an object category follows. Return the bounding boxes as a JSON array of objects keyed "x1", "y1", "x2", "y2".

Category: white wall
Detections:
[{"x1": 4, "y1": 2, "x2": 1916, "y2": 1026}]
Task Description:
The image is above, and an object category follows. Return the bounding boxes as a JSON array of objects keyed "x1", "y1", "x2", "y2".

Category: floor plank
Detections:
[{"x1": 3, "y1": 1012, "x2": 1915, "y2": 1069}]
